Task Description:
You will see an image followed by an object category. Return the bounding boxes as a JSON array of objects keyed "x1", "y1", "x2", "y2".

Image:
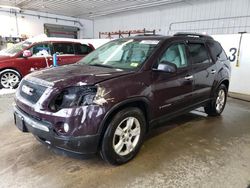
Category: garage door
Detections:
[{"x1": 44, "y1": 24, "x2": 79, "y2": 39}]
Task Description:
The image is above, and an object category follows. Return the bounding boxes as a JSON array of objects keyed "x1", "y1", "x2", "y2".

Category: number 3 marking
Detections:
[{"x1": 229, "y1": 48, "x2": 237, "y2": 62}]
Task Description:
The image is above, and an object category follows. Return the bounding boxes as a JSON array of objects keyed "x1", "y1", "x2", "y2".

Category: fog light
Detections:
[
  {"x1": 55, "y1": 122, "x2": 70, "y2": 134},
  {"x1": 63, "y1": 123, "x2": 69, "y2": 133}
]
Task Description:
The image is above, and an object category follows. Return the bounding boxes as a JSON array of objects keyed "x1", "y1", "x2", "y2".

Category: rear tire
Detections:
[
  {"x1": 0, "y1": 70, "x2": 21, "y2": 89},
  {"x1": 204, "y1": 84, "x2": 228, "y2": 116},
  {"x1": 100, "y1": 107, "x2": 146, "y2": 165}
]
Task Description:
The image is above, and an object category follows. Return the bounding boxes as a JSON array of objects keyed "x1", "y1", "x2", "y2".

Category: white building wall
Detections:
[
  {"x1": 93, "y1": 0, "x2": 250, "y2": 97},
  {"x1": 213, "y1": 34, "x2": 250, "y2": 96},
  {"x1": 0, "y1": 10, "x2": 93, "y2": 38},
  {"x1": 94, "y1": 0, "x2": 250, "y2": 37}
]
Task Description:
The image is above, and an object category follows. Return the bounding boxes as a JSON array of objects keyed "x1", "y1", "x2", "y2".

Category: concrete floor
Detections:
[{"x1": 0, "y1": 95, "x2": 250, "y2": 188}]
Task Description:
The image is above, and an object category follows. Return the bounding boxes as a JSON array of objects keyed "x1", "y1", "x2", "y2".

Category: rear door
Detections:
[
  {"x1": 52, "y1": 42, "x2": 76, "y2": 66},
  {"x1": 152, "y1": 41, "x2": 193, "y2": 118},
  {"x1": 187, "y1": 41, "x2": 217, "y2": 104}
]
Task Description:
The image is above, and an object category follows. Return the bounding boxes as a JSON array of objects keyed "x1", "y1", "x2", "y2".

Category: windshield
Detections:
[
  {"x1": 0, "y1": 41, "x2": 32, "y2": 55},
  {"x1": 78, "y1": 39, "x2": 160, "y2": 70}
]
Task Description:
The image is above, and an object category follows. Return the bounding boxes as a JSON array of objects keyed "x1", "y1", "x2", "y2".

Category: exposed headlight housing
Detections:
[{"x1": 49, "y1": 86, "x2": 97, "y2": 112}]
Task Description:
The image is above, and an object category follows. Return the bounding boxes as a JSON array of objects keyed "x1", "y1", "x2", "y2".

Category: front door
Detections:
[
  {"x1": 152, "y1": 42, "x2": 193, "y2": 118},
  {"x1": 16, "y1": 42, "x2": 53, "y2": 74}
]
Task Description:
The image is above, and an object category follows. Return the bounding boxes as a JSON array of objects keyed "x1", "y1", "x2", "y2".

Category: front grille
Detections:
[{"x1": 19, "y1": 79, "x2": 47, "y2": 104}]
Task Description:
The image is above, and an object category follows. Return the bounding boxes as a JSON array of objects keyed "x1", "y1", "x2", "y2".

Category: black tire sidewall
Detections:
[{"x1": 101, "y1": 107, "x2": 146, "y2": 165}]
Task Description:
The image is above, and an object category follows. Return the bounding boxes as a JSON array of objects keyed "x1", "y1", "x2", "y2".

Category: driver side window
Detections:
[
  {"x1": 29, "y1": 43, "x2": 52, "y2": 57},
  {"x1": 159, "y1": 43, "x2": 188, "y2": 68}
]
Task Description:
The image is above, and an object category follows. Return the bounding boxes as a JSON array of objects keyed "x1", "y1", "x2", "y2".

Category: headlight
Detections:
[{"x1": 49, "y1": 86, "x2": 97, "y2": 111}]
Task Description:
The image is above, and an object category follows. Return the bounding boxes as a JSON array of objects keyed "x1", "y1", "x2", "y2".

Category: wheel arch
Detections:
[
  {"x1": 220, "y1": 79, "x2": 229, "y2": 91},
  {"x1": 0, "y1": 68, "x2": 22, "y2": 78},
  {"x1": 211, "y1": 78, "x2": 230, "y2": 98},
  {"x1": 97, "y1": 97, "x2": 151, "y2": 148}
]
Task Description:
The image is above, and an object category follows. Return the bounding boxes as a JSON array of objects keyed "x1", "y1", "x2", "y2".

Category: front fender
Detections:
[{"x1": 97, "y1": 96, "x2": 151, "y2": 135}]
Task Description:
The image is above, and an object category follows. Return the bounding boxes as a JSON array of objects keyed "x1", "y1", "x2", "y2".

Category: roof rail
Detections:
[
  {"x1": 174, "y1": 32, "x2": 213, "y2": 39},
  {"x1": 135, "y1": 34, "x2": 163, "y2": 37}
]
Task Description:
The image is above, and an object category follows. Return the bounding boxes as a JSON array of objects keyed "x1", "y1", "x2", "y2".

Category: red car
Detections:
[{"x1": 0, "y1": 38, "x2": 94, "y2": 88}]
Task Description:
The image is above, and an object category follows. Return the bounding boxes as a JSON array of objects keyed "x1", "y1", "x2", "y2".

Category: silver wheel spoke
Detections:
[
  {"x1": 114, "y1": 140, "x2": 124, "y2": 153},
  {"x1": 115, "y1": 127, "x2": 124, "y2": 136},
  {"x1": 126, "y1": 117, "x2": 134, "y2": 130},
  {"x1": 125, "y1": 140, "x2": 133, "y2": 152},
  {"x1": 131, "y1": 127, "x2": 140, "y2": 137}
]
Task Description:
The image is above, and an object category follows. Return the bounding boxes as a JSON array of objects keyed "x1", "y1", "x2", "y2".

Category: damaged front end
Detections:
[{"x1": 14, "y1": 77, "x2": 110, "y2": 156}]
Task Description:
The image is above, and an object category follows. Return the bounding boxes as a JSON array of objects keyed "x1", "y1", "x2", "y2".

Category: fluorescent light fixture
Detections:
[
  {"x1": 88, "y1": 0, "x2": 184, "y2": 18},
  {"x1": 0, "y1": 5, "x2": 21, "y2": 11}
]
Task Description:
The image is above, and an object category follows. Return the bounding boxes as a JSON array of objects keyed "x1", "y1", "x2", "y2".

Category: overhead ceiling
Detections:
[{"x1": 0, "y1": 0, "x2": 190, "y2": 19}]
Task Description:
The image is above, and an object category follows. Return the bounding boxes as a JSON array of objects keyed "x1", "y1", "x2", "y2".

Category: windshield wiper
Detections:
[{"x1": 89, "y1": 64, "x2": 115, "y2": 69}]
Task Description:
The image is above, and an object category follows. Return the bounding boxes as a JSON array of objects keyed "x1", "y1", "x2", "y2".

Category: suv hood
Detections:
[{"x1": 26, "y1": 64, "x2": 133, "y2": 88}]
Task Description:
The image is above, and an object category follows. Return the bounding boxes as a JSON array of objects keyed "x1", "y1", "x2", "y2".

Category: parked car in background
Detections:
[
  {"x1": 0, "y1": 36, "x2": 94, "y2": 88},
  {"x1": 78, "y1": 39, "x2": 112, "y2": 49},
  {"x1": 14, "y1": 33, "x2": 231, "y2": 165}
]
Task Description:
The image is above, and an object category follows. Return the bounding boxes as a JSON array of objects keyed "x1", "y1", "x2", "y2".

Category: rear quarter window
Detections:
[
  {"x1": 207, "y1": 41, "x2": 228, "y2": 61},
  {"x1": 74, "y1": 44, "x2": 93, "y2": 55}
]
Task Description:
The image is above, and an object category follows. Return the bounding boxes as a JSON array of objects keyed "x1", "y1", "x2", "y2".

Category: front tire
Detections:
[
  {"x1": 0, "y1": 70, "x2": 21, "y2": 89},
  {"x1": 100, "y1": 107, "x2": 146, "y2": 165},
  {"x1": 205, "y1": 84, "x2": 228, "y2": 116}
]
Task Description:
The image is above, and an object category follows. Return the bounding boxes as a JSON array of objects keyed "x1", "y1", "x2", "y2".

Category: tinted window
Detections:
[
  {"x1": 53, "y1": 43, "x2": 74, "y2": 55},
  {"x1": 74, "y1": 44, "x2": 93, "y2": 55},
  {"x1": 159, "y1": 43, "x2": 188, "y2": 68},
  {"x1": 207, "y1": 41, "x2": 228, "y2": 61},
  {"x1": 188, "y1": 43, "x2": 211, "y2": 64},
  {"x1": 30, "y1": 43, "x2": 52, "y2": 56}
]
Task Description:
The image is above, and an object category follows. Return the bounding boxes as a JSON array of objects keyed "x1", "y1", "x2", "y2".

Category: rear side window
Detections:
[
  {"x1": 74, "y1": 44, "x2": 93, "y2": 55},
  {"x1": 207, "y1": 41, "x2": 228, "y2": 61},
  {"x1": 53, "y1": 43, "x2": 74, "y2": 55},
  {"x1": 188, "y1": 43, "x2": 211, "y2": 64}
]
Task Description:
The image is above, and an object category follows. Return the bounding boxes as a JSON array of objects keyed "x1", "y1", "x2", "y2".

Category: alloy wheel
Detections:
[
  {"x1": 0, "y1": 72, "x2": 19, "y2": 88},
  {"x1": 216, "y1": 89, "x2": 226, "y2": 113},
  {"x1": 112, "y1": 117, "x2": 141, "y2": 156}
]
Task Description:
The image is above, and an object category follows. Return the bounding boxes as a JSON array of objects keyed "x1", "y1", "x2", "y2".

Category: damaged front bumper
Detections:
[{"x1": 14, "y1": 105, "x2": 100, "y2": 156}]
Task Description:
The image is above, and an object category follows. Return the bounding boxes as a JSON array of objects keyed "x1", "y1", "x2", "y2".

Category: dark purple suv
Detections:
[{"x1": 14, "y1": 33, "x2": 231, "y2": 165}]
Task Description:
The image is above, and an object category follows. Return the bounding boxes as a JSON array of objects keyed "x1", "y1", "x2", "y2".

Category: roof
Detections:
[
  {"x1": 118, "y1": 35, "x2": 170, "y2": 41},
  {"x1": 26, "y1": 34, "x2": 91, "y2": 45},
  {"x1": 174, "y1": 32, "x2": 214, "y2": 40}
]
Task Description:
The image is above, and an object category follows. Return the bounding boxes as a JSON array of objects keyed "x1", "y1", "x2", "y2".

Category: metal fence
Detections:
[{"x1": 168, "y1": 15, "x2": 250, "y2": 35}]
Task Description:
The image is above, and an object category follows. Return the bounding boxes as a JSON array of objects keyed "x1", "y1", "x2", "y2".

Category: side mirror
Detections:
[
  {"x1": 155, "y1": 61, "x2": 177, "y2": 73},
  {"x1": 23, "y1": 50, "x2": 32, "y2": 58}
]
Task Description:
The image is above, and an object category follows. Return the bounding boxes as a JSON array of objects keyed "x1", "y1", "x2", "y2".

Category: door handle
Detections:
[
  {"x1": 211, "y1": 70, "x2": 217, "y2": 74},
  {"x1": 185, "y1": 75, "x2": 193, "y2": 80}
]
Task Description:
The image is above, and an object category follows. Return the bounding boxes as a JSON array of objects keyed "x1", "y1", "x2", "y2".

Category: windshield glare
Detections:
[
  {"x1": 1, "y1": 41, "x2": 32, "y2": 55},
  {"x1": 78, "y1": 39, "x2": 160, "y2": 70}
]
